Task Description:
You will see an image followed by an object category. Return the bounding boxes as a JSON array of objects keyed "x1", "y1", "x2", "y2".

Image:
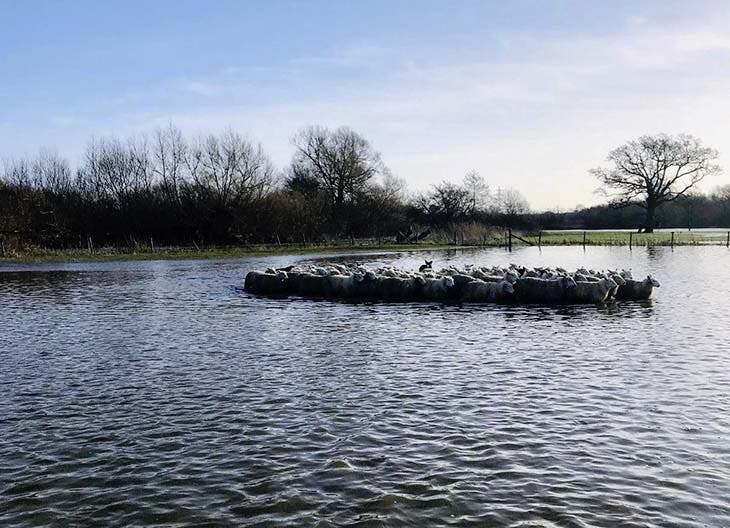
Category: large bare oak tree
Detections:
[
  {"x1": 292, "y1": 126, "x2": 384, "y2": 223},
  {"x1": 591, "y1": 133, "x2": 721, "y2": 232}
]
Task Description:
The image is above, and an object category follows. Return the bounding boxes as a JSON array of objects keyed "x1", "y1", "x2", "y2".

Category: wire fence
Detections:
[{"x1": 506, "y1": 229, "x2": 730, "y2": 250}]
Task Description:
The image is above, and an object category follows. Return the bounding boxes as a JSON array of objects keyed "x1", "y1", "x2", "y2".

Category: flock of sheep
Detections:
[{"x1": 244, "y1": 261, "x2": 660, "y2": 304}]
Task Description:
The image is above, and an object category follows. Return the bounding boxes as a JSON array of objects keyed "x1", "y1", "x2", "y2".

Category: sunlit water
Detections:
[{"x1": 1, "y1": 246, "x2": 729, "y2": 527}]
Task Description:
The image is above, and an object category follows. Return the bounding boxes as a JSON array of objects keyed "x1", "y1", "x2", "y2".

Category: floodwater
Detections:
[{"x1": 1, "y1": 246, "x2": 729, "y2": 527}]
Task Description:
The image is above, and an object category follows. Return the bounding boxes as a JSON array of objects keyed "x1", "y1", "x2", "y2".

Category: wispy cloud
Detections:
[
  {"x1": 179, "y1": 80, "x2": 225, "y2": 97},
  {"x1": 4, "y1": 5, "x2": 730, "y2": 210}
]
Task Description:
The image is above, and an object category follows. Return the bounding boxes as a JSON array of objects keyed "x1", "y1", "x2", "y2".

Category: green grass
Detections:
[
  {"x1": 524, "y1": 230, "x2": 730, "y2": 246},
  {"x1": 2, "y1": 230, "x2": 728, "y2": 263},
  {"x1": 0, "y1": 242, "x2": 471, "y2": 264}
]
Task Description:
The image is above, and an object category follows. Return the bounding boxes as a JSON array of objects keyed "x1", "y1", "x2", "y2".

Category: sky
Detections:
[{"x1": 1, "y1": 0, "x2": 730, "y2": 211}]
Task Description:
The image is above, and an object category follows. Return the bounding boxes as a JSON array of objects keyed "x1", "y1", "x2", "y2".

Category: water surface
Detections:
[{"x1": 1, "y1": 246, "x2": 729, "y2": 527}]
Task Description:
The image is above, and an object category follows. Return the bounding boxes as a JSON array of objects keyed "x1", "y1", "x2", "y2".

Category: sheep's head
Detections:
[
  {"x1": 502, "y1": 281, "x2": 515, "y2": 294},
  {"x1": 610, "y1": 273, "x2": 626, "y2": 286},
  {"x1": 414, "y1": 276, "x2": 426, "y2": 286},
  {"x1": 602, "y1": 277, "x2": 618, "y2": 293},
  {"x1": 562, "y1": 276, "x2": 577, "y2": 289},
  {"x1": 276, "y1": 271, "x2": 288, "y2": 280},
  {"x1": 647, "y1": 275, "x2": 661, "y2": 287},
  {"x1": 442, "y1": 276, "x2": 455, "y2": 288}
]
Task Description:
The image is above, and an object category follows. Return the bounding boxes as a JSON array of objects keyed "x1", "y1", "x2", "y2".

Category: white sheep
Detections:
[
  {"x1": 325, "y1": 274, "x2": 359, "y2": 298},
  {"x1": 515, "y1": 276, "x2": 577, "y2": 303},
  {"x1": 421, "y1": 276, "x2": 455, "y2": 301},
  {"x1": 460, "y1": 280, "x2": 515, "y2": 303},
  {"x1": 569, "y1": 277, "x2": 618, "y2": 304},
  {"x1": 616, "y1": 276, "x2": 660, "y2": 300}
]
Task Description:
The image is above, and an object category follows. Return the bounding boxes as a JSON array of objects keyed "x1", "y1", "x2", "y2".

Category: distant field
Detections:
[{"x1": 522, "y1": 230, "x2": 730, "y2": 246}]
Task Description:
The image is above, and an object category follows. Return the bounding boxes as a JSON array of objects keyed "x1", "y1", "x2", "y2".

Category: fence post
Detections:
[
  {"x1": 508, "y1": 228, "x2": 513, "y2": 252},
  {"x1": 150, "y1": 237, "x2": 155, "y2": 252},
  {"x1": 582, "y1": 231, "x2": 586, "y2": 248},
  {"x1": 629, "y1": 232, "x2": 633, "y2": 250},
  {"x1": 671, "y1": 231, "x2": 674, "y2": 249},
  {"x1": 87, "y1": 236, "x2": 93, "y2": 254},
  {"x1": 538, "y1": 231, "x2": 542, "y2": 248},
  {"x1": 727, "y1": 231, "x2": 729, "y2": 248}
]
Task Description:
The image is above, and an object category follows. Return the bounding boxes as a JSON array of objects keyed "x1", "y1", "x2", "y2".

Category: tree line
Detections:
[{"x1": 1, "y1": 127, "x2": 727, "y2": 250}]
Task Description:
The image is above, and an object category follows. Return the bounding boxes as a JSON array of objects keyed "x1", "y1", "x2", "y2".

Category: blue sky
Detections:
[{"x1": 1, "y1": 0, "x2": 729, "y2": 209}]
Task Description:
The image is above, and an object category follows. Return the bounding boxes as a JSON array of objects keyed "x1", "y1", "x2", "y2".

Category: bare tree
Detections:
[
  {"x1": 1, "y1": 157, "x2": 32, "y2": 188},
  {"x1": 291, "y1": 126, "x2": 384, "y2": 216},
  {"x1": 381, "y1": 170, "x2": 408, "y2": 203},
  {"x1": 414, "y1": 181, "x2": 472, "y2": 226},
  {"x1": 591, "y1": 133, "x2": 721, "y2": 232},
  {"x1": 495, "y1": 187, "x2": 530, "y2": 215},
  {"x1": 152, "y1": 124, "x2": 187, "y2": 205},
  {"x1": 187, "y1": 130, "x2": 273, "y2": 208},
  {"x1": 494, "y1": 187, "x2": 530, "y2": 226},
  {"x1": 462, "y1": 170, "x2": 490, "y2": 214},
  {"x1": 78, "y1": 136, "x2": 153, "y2": 204},
  {"x1": 32, "y1": 150, "x2": 72, "y2": 194}
]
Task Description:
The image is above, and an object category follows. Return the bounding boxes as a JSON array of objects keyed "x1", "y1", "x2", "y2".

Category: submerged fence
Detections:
[{"x1": 505, "y1": 229, "x2": 730, "y2": 250}]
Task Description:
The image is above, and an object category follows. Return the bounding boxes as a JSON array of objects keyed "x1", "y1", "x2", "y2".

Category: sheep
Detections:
[
  {"x1": 324, "y1": 274, "x2": 359, "y2": 298},
  {"x1": 515, "y1": 276, "x2": 577, "y2": 304},
  {"x1": 568, "y1": 277, "x2": 618, "y2": 304},
  {"x1": 419, "y1": 260, "x2": 433, "y2": 272},
  {"x1": 607, "y1": 273, "x2": 625, "y2": 297},
  {"x1": 244, "y1": 270, "x2": 289, "y2": 295},
  {"x1": 480, "y1": 274, "x2": 511, "y2": 283},
  {"x1": 616, "y1": 276, "x2": 660, "y2": 300},
  {"x1": 421, "y1": 276, "x2": 455, "y2": 301},
  {"x1": 291, "y1": 272, "x2": 328, "y2": 297},
  {"x1": 374, "y1": 276, "x2": 425, "y2": 300},
  {"x1": 245, "y1": 263, "x2": 658, "y2": 304},
  {"x1": 460, "y1": 279, "x2": 515, "y2": 303}
]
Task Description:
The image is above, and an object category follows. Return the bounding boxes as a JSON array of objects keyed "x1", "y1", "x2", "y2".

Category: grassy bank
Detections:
[
  {"x1": 528, "y1": 230, "x2": 730, "y2": 247},
  {"x1": 0, "y1": 242, "x2": 473, "y2": 264},
  {"x1": 2, "y1": 230, "x2": 728, "y2": 264}
]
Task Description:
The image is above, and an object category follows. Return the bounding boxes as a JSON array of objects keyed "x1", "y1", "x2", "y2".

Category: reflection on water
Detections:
[{"x1": 1, "y1": 246, "x2": 730, "y2": 527}]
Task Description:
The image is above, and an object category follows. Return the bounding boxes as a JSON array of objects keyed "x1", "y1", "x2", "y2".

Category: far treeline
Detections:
[{"x1": 0, "y1": 126, "x2": 727, "y2": 250}]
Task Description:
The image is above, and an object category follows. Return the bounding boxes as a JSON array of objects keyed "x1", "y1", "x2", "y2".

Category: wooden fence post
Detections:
[
  {"x1": 538, "y1": 231, "x2": 542, "y2": 248},
  {"x1": 671, "y1": 231, "x2": 674, "y2": 248},
  {"x1": 629, "y1": 232, "x2": 633, "y2": 250},
  {"x1": 508, "y1": 228, "x2": 513, "y2": 252},
  {"x1": 727, "y1": 231, "x2": 729, "y2": 248},
  {"x1": 582, "y1": 231, "x2": 587, "y2": 248}
]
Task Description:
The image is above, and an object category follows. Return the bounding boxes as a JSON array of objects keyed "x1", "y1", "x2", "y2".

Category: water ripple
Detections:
[{"x1": 1, "y1": 247, "x2": 730, "y2": 526}]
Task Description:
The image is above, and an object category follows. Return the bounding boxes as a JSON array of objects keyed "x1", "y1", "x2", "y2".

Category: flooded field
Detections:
[{"x1": 1, "y1": 246, "x2": 729, "y2": 527}]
